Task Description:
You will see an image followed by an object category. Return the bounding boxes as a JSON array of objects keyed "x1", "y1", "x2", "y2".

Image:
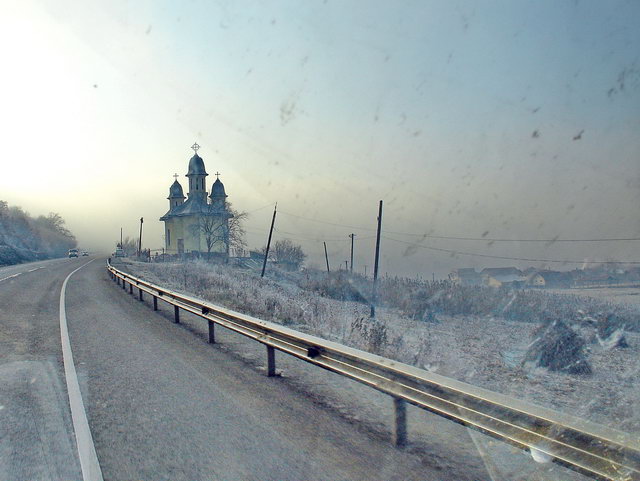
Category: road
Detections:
[{"x1": 1, "y1": 257, "x2": 442, "y2": 481}]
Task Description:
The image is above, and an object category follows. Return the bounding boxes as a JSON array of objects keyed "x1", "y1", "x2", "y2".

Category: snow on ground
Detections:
[
  {"x1": 549, "y1": 286, "x2": 640, "y2": 307},
  {"x1": 120, "y1": 259, "x2": 639, "y2": 436}
]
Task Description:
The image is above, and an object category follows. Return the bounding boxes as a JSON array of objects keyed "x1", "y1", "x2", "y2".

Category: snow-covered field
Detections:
[
  {"x1": 550, "y1": 287, "x2": 640, "y2": 307},
  {"x1": 119, "y1": 259, "x2": 639, "y2": 436}
]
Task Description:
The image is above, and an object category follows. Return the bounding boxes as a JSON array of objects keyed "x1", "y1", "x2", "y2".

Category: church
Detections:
[{"x1": 160, "y1": 143, "x2": 232, "y2": 257}]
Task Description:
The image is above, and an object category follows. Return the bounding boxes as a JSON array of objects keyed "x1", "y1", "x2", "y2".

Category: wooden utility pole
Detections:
[
  {"x1": 138, "y1": 217, "x2": 144, "y2": 258},
  {"x1": 349, "y1": 233, "x2": 355, "y2": 273},
  {"x1": 261, "y1": 204, "x2": 277, "y2": 278},
  {"x1": 344, "y1": 260, "x2": 348, "y2": 270},
  {"x1": 120, "y1": 227, "x2": 123, "y2": 248},
  {"x1": 370, "y1": 200, "x2": 383, "y2": 318},
  {"x1": 323, "y1": 241, "x2": 330, "y2": 273}
]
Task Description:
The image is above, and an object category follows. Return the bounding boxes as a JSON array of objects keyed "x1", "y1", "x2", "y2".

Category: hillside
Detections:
[{"x1": 0, "y1": 201, "x2": 77, "y2": 266}]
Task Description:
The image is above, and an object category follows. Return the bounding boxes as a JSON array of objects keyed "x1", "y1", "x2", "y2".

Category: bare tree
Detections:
[
  {"x1": 190, "y1": 202, "x2": 248, "y2": 260},
  {"x1": 36, "y1": 212, "x2": 74, "y2": 239},
  {"x1": 228, "y1": 207, "x2": 248, "y2": 252},
  {"x1": 117, "y1": 236, "x2": 138, "y2": 256},
  {"x1": 270, "y1": 239, "x2": 306, "y2": 270}
]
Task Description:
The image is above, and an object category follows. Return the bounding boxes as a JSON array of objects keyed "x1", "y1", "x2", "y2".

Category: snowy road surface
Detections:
[{"x1": 1, "y1": 257, "x2": 439, "y2": 481}]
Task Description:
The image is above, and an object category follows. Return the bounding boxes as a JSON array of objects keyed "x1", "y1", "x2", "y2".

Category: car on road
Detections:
[
  {"x1": 68, "y1": 249, "x2": 79, "y2": 258},
  {"x1": 81, "y1": 251, "x2": 89, "y2": 256},
  {"x1": 114, "y1": 248, "x2": 125, "y2": 257}
]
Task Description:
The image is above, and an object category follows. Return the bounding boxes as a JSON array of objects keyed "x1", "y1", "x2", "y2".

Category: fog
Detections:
[{"x1": 1, "y1": 0, "x2": 638, "y2": 277}]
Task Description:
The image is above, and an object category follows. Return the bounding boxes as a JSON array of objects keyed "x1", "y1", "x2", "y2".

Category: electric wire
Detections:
[
  {"x1": 383, "y1": 236, "x2": 640, "y2": 265},
  {"x1": 277, "y1": 209, "x2": 640, "y2": 243}
]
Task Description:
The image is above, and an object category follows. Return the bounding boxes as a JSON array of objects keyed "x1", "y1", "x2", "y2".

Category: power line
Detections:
[
  {"x1": 382, "y1": 236, "x2": 640, "y2": 265},
  {"x1": 273, "y1": 227, "x2": 375, "y2": 243},
  {"x1": 277, "y1": 210, "x2": 640, "y2": 243},
  {"x1": 388, "y1": 233, "x2": 640, "y2": 243},
  {"x1": 278, "y1": 209, "x2": 374, "y2": 231},
  {"x1": 244, "y1": 202, "x2": 277, "y2": 215}
]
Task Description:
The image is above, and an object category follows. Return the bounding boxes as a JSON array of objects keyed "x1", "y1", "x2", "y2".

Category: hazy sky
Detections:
[{"x1": 1, "y1": 0, "x2": 638, "y2": 277}]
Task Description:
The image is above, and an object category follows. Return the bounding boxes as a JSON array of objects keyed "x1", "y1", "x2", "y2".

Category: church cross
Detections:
[
  {"x1": 191, "y1": 142, "x2": 200, "y2": 153},
  {"x1": 215, "y1": 171, "x2": 221, "y2": 179},
  {"x1": 173, "y1": 173, "x2": 179, "y2": 181}
]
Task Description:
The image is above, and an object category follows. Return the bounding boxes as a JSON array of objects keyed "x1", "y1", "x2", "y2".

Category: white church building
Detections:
[{"x1": 160, "y1": 144, "x2": 232, "y2": 257}]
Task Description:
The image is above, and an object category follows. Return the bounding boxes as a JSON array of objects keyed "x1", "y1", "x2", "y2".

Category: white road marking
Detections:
[
  {"x1": 59, "y1": 259, "x2": 104, "y2": 481},
  {"x1": 0, "y1": 273, "x2": 22, "y2": 282},
  {"x1": 28, "y1": 266, "x2": 45, "y2": 272}
]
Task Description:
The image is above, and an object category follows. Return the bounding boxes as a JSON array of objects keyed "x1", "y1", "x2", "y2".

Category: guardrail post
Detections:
[
  {"x1": 208, "y1": 320, "x2": 215, "y2": 344},
  {"x1": 139, "y1": 288, "x2": 143, "y2": 301},
  {"x1": 266, "y1": 345, "x2": 276, "y2": 377},
  {"x1": 174, "y1": 305, "x2": 180, "y2": 323},
  {"x1": 153, "y1": 296, "x2": 158, "y2": 311},
  {"x1": 129, "y1": 283, "x2": 133, "y2": 294},
  {"x1": 392, "y1": 398, "x2": 407, "y2": 448},
  {"x1": 122, "y1": 279, "x2": 126, "y2": 290}
]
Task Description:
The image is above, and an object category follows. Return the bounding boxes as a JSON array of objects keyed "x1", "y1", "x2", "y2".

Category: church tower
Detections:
[
  {"x1": 209, "y1": 173, "x2": 228, "y2": 210},
  {"x1": 186, "y1": 142, "x2": 208, "y2": 202},
  {"x1": 167, "y1": 177, "x2": 185, "y2": 209}
]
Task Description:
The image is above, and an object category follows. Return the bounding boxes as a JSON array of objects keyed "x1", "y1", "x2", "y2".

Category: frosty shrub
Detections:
[
  {"x1": 299, "y1": 270, "x2": 368, "y2": 303},
  {"x1": 523, "y1": 320, "x2": 592, "y2": 375},
  {"x1": 291, "y1": 268, "x2": 637, "y2": 332},
  {"x1": 0, "y1": 201, "x2": 77, "y2": 265},
  {"x1": 596, "y1": 312, "x2": 629, "y2": 348},
  {"x1": 347, "y1": 316, "x2": 389, "y2": 355}
]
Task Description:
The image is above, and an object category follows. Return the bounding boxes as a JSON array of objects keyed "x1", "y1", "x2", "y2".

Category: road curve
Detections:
[{"x1": 1, "y1": 258, "x2": 438, "y2": 481}]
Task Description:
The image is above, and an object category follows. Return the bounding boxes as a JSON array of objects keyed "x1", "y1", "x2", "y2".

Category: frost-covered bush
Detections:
[
  {"x1": 523, "y1": 320, "x2": 592, "y2": 375},
  {"x1": 0, "y1": 201, "x2": 77, "y2": 265}
]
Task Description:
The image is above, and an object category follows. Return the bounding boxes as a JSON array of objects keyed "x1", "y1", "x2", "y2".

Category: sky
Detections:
[{"x1": 0, "y1": 0, "x2": 638, "y2": 277}]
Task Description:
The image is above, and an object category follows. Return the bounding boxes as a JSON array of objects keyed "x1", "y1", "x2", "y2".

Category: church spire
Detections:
[
  {"x1": 186, "y1": 142, "x2": 208, "y2": 201},
  {"x1": 167, "y1": 174, "x2": 185, "y2": 209}
]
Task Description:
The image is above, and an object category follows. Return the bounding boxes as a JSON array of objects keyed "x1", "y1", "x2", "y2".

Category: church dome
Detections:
[
  {"x1": 187, "y1": 153, "x2": 208, "y2": 176},
  {"x1": 168, "y1": 180, "x2": 184, "y2": 198},
  {"x1": 210, "y1": 177, "x2": 227, "y2": 198}
]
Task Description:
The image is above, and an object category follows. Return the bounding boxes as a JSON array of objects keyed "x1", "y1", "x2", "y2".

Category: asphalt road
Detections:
[{"x1": 0, "y1": 258, "x2": 442, "y2": 481}]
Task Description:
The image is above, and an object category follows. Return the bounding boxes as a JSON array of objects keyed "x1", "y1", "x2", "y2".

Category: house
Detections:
[
  {"x1": 160, "y1": 143, "x2": 232, "y2": 257},
  {"x1": 480, "y1": 267, "x2": 526, "y2": 288},
  {"x1": 528, "y1": 270, "x2": 574, "y2": 288},
  {"x1": 450, "y1": 268, "x2": 483, "y2": 286}
]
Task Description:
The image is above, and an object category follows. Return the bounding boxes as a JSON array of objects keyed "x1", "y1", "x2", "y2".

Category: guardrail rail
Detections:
[{"x1": 107, "y1": 260, "x2": 640, "y2": 481}]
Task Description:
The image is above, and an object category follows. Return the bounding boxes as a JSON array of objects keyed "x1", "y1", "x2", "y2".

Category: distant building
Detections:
[
  {"x1": 160, "y1": 144, "x2": 232, "y2": 257},
  {"x1": 450, "y1": 268, "x2": 484, "y2": 286},
  {"x1": 480, "y1": 267, "x2": 522, "y2": 278},
  {"x1": 480, "y1": 267, "x2": 526, "y2": 288},
  {"x1": 528, "y1": 270, "x2": 574, "y2": 288}
]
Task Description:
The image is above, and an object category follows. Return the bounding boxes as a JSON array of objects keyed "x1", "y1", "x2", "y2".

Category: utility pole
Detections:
[
  {"x1": 344, "y1": 260, "x2": 348, "y2": 270},
  {"x1": 364, "y1": 265, "x2": 368, "y2": 277},
  {"x1": 138, "y1": 218, "x2": 144, "y2": 257},
  {"x1": 370, "y1": 200, "x2": 383, "y2": 318},
  {"x1": 261, "y1": 204, "x2": 277, "y2": 278},
  {"x1": 349, "y1": 233, "x2": 355, "y2": 273},
  {"x1": 120, "y1": 227, "x2": 123, "y2": 248},
  {"x1": 323, "y1": 241, "x2": 330, "y2": 273}
]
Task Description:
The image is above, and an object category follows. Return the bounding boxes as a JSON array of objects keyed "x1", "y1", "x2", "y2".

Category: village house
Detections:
[
  {"x1": 527, "y1": 270, "x2": 574, "y2": 288},
  {"x1": 480, "y1": 267, "x2": 526, "y2": 288},
  {"x1": 450, "y1": 268, "x2": 484, "y2": 286}
]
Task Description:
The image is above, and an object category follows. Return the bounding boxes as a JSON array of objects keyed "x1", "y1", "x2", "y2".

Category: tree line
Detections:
[{"x1": 0, "y1": 200, "x2": 77, "y2": 266}]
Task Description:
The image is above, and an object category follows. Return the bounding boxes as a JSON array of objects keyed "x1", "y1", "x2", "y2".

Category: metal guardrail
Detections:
[{"x1": 106, "y1": 261, "x2": 639, "y2": 481}]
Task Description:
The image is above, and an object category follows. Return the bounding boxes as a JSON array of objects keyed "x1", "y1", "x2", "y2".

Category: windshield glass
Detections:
[{"x1": 1, "y1": 1, "x2": 638, "y2": 480}]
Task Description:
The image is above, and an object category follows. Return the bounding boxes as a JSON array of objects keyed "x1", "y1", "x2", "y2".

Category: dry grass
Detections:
[{"x1": 120, "y1": 259, "x2": 640, "y2": 434}]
